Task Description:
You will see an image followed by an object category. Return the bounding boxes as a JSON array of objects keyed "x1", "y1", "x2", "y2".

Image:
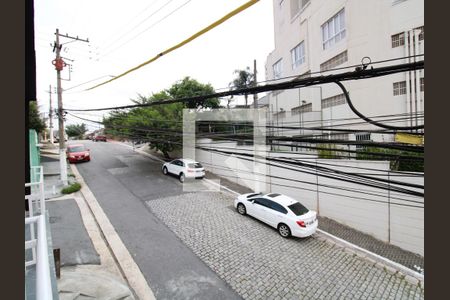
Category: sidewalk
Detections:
[{"x1": 40, "y1": 143, "x2": 137, "y2": 299}]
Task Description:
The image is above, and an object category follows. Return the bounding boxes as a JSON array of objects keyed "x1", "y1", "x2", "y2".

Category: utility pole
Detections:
[
  {"x1": 253, "y1": 59, "x2": 258, "y2": 108},
  {"x1": 48, "y1": 85, "x2": 54, "y2": 144},
  {"x1": 53, "y1": 28, "x2": 89, "y2": 185}
]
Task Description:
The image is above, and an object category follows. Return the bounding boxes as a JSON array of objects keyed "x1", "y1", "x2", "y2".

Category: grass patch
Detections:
[{"x1": 61, "y1": 182, "x2": 81, "y2": 194}]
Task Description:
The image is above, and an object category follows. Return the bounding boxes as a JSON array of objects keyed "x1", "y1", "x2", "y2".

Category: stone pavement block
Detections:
[{"x1": 146, "y1": 192, "x2": 425, "y2": 300}]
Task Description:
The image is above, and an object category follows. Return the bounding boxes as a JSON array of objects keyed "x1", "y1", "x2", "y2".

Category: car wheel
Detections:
[
  {"x1": 237, "y1": 203, "x2": 246, "y2": 215},
  {"x1": 278, "y1": 223, "x2": 291, "y2": 238},
  {"x1": 179, "y1": 173, "x2": 185, "y2": 183},
  {"x1": 163, "y1": 167, "x2": 168, "y2": 175}
]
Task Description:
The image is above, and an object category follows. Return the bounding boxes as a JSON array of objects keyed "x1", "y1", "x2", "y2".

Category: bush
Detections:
[
  {"x1": 356, "y1": 147, "x2": 424, "y2": 172},
  {"x1": 61, "y1": 182, "x2": 81, "y2": 194}
]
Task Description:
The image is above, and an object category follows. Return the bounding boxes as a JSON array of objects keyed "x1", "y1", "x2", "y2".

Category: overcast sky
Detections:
[{"x1": 34, "y1": 0, "x2": 275, "y2": 131}]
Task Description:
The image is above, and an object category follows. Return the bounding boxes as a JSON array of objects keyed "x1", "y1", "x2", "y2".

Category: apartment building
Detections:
[{"x1": 264, "y1": 0, "x2": 424, "y2": 146}]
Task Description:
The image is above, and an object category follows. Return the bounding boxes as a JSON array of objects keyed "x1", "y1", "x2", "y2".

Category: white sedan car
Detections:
[
  {"x1": 162, "y1": 158, "x2": 205, "y2": 182},
  {"x1": 234, "y1": 193, "x2": 318, "y2": 238}
]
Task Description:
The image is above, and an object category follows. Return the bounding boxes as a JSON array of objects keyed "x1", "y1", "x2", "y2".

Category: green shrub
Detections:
[{"x1": 61, "y1": 182, "x2": 81, "y2": 194}]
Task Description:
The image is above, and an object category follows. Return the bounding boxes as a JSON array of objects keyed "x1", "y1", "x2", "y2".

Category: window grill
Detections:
[{"x1": 320, "y1": 51, "x2": 348, "y2": 72}]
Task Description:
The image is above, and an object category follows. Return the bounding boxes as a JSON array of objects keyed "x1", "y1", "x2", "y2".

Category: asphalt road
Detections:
[{"x1": 73, "y1": 140, "x2": 241, "y2": 300}]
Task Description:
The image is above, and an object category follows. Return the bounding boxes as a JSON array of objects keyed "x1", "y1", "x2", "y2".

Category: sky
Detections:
[{"x1": 34, "y1": 0, "x2": 275, "y2": 131}]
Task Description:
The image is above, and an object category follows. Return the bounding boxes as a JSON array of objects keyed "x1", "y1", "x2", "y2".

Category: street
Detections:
[
  {"x1": 74, "y1": 140, "x2": 424, "y2": 300},
  {"x1": 74, "y1": 140, "x2": 240, "y2": 300}
]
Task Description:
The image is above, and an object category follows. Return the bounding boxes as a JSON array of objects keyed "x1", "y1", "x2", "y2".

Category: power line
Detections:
[
  {"x1": 99, "y1": 0, "x2": 190, "y2": 58},
  {"x1": 86, "y1": 0, "x2": 260, "y2": 90},
  {"x1": 114, "y1": 130, "x2": 424, "y2": 200},
  {"x1": 68, "y1": 111, "x2": 424, "y2": 162},
  {"x1": 64, "y1": 61, "x2": 424, "y2": 112},
  {"x1": 97, "y1": 0, "x2": 166, "y2": 50},
  {"x1": 74, "y1": 115, "x2": 423, "y2": 195}
]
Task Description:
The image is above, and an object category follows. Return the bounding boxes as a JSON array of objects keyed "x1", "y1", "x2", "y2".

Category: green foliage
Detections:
[
  {"x1": 168, "y1": 77, "x2": 219, "y2": 109},
  {"x1": 66, "y1": 123, "x2": 87, "y2": 138},
  {"x1": 29, "y1": 102, "x2": 46, "y2": 133},
  {"x1": 229, "y1": 67, "x2": 255, "y2": 107},
  {"x1": 61, "y1": 182, "x2": 81, "y2": 194},
  {"x1": 104, "y1": 77, "x2": 218, "y2": 159},
  {"x1": 317, "y1": 144, "x2": 346, "y2": 159},
  {"x1": 356, "y1": 147, "x2": 424, "y2": 172}
]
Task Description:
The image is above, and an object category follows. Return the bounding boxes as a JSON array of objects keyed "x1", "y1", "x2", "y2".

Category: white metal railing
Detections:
[
  {"x1": 25, "y1": 166, "x2": 53, "y2": 300},
  {"x1": 25, "y1": 216, "x2": 53, "y2": 300},
  {"x1": 25, "y1": 166, "x2": 45, "y2": 216}
]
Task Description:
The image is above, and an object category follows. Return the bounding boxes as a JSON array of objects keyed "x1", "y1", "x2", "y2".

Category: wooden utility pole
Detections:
[
  {"x1": 253, "y1": 59, "x2": 258, "y2": 108},
  {"x1": 53, "y1": 28, "x2": 89, "y2": 185}
]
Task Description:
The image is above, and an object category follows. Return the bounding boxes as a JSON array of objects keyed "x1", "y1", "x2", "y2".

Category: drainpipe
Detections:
[
  {"x1": 406, "y1": 31, "x2": 415, "y2": 130},
  {"x1": 413, "y1": 29, "x2": 421, "y2": 130}
]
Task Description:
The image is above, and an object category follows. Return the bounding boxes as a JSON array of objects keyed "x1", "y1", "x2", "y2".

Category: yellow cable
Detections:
[{"x1": 87, "y1": 0, "x2": 260, "y2": 91}]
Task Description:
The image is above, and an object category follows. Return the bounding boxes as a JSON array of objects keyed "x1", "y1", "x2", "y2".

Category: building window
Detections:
[
  {"x1": 420, "y1": 77, "x2": 424, "y2": 92},
  {"x1": 330, "y1": 133, "x2": 349, "y2": 140},
  {"x1": 356, "y1": 133, "x2": 371, "y2": 149},
  {"x1": 416, "y1": 26, "x2": 424, "y2": 41},
  {"x1": 292, "y1": 103, "x2": 312, "y2": 115},
  {"x1": 320, "y1": 51, "x2": 348, "y2": 72},
  {"x1": 321, "y1": 93, "x2": 346, "y2": 109},
  {"x1": 273, "y1": 59, "x2": 283, "y2": 79},
  {"x1": 393, "y1": 81, "x2": 407, "y2": 95},
  {"x1": 291, "y1": 41, "x2": 305, "y2": 69},
  {"x1": 391, "y1": 32, "x2": 405, "y2": 48},
  {"x1": 273, "y1": 109, "x2": 286, "y2": 118},
  {"x1": 321, "y1": 9, "x2": 346, "y2": 50},
  {"x1": 291, "y1": 0, "x2": 310, "y2": 18}
]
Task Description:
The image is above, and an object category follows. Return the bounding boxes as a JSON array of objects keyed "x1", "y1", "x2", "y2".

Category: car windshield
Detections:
[
  {"x1": 288, "y1": 202, "x2": 309, "y2": 216},
  {"x1": 68, "y1": 146, "x2": 85, "y2": 152},
  {"x1": 188, "y1": 163, "x2": 203, "y2": 168}
]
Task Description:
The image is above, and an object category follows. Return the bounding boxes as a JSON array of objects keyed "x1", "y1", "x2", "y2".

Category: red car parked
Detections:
[{"x1": 66, "y1": 144, "x2": 91, "y2": 163}]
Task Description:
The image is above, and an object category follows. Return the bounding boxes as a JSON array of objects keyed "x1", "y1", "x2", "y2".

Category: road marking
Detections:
[{"x1": 70, "y1": 163, "x2": 157, "y2": 300}]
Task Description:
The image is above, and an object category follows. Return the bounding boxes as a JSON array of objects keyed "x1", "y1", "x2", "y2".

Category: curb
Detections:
[
  {"x1": 70, "y1": 163, "x2": 156, "y2": 300},
  {"x1": 315, "y1": 229, "x2": 424, "y2": 284}
]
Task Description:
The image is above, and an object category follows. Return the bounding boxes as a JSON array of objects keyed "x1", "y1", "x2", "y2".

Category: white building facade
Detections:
[{"x1": 265, "y1": 0, "x2": 424, "y2": 147}]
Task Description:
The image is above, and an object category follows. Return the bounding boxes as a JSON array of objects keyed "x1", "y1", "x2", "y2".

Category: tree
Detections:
[
  {"x1": 229, "y1": 67, "x2": 255, "y2": 107},
  {"x1": 168, "y1": 77, "x2": 219, "y2": 110},
  {"x1": 104, "y1": 77, "x2": 219, "y2": 159},
  {"x1": 66, "y1": 123, "x2": 87, "y2": 139},
  {"x1": 29, "y1": 101, "x2": 46, "y2": 133}
]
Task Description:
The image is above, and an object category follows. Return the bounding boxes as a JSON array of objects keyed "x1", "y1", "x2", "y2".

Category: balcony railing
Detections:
[{"x1": 25, "y1": 166, "x2": 54, "y2": 300}]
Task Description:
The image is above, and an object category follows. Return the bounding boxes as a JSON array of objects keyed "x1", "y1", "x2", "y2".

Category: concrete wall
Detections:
[{"x1": 195, "y1": 139, "x2": 424, "y2": 255}]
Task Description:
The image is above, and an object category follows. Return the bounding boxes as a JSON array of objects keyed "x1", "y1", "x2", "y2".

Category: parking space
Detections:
[{"x1": 147, "y1": 192, "x2": 424, "y2": 300}]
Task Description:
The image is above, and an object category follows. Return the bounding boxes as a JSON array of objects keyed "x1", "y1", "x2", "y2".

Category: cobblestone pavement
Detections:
[
  {"x1": 146, "y1": 192, "x2": 424, "y2": 300},
  {"x1": 318, "y1": 216, "x2": 424, "y2": 271},
  {"x1": 203, "y1": 171, "x2": 424, "y2": 274}
]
